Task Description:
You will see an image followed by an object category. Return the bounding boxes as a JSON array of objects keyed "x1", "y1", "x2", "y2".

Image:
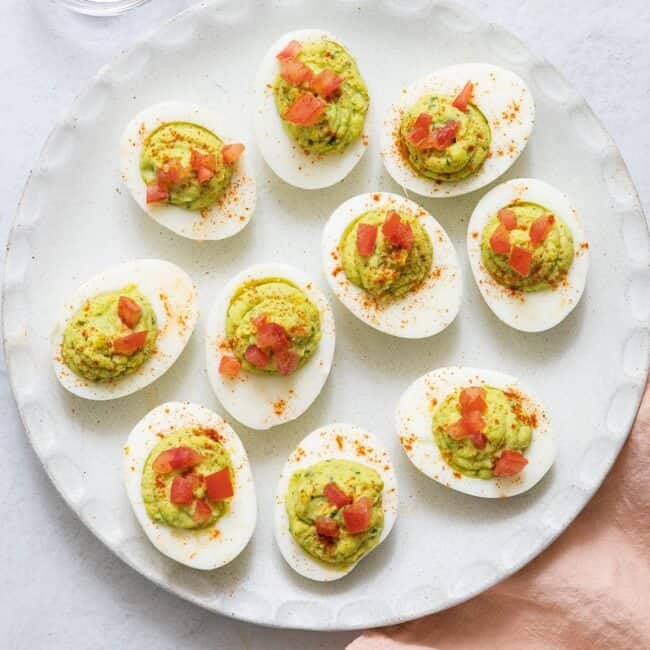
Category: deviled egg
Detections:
[
  {"x1": 322, "y1": 192, "x2": 461, "y2": 338},
  {"x1": 381, "y1": 63, "x2": 534, "y2": 197},
  {"x1": 467, "y1": 178, "x2": 589, "y2": 332},
  {"x1": 254, "y1": 29, "x2": 370, "y2": 189},
  {"x1": 274, "y1": 423, "x2": 398, "y2": 581},
  {"x1": 120, "y1": 101, "x2": 256, "y2": 240},
  {"x1": 396, "y1": 367, "x2": 555, "y2": 498},
  {"x1": 205, "y1": 263, "x2": 335, "y2": 430},
  {"x1": 124, "y1": 402, "x2": 256, "y2": 570},
  {"x1": 51, "y1": 259, "x2": 198, "y2": 400}
]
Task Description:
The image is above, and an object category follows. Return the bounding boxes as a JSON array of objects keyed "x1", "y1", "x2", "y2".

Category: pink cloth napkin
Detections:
[{"x1": 349, "y1": 382, "x2": 650, "y2": 650}]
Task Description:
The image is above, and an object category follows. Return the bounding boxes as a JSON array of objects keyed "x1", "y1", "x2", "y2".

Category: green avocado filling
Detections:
[
  {"x1": 225, "y1": 277, "x2": 321, "y2": 375},
  {"x1": 400, "y1": 94, "x2": 491, "y2": 181},
  {"x1": 273, "y1": 39, "x2": 369, "y2": 154},
  {"x1": 141, "y1": 428, "x2": 233, "y2": 530},
  {"x1": 481, "y1": 202, "x2": 574, "y2": 291},
  {"x1": 433, "y1": 386, "x2": 533, "y2": 479},
  {"x1": 61, "y1": 284, "x2": 157, "y2": 382},
  {"x1": 285, "y1": 460, "x2": 384, "y2": 565},
  {"x1": 140, "y1": 121, "x2": 233, "y2": 211},
  {"x1": 340, "y1": 209, "x2": 433, "y2": 300}
]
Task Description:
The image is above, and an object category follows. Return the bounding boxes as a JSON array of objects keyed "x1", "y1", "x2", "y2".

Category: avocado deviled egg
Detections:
[
  {"x1": 120, "y1": 101, "x2": 256, "y2": 240},
  {"x1": 205, "y1": 263, "x2": 335, "y2": 430},
  {"x1": 274, "y1": 423, "x2": 398, "y2": 581},
  {"x1": 254, "y1": 29, "x2": 370, "y2": 189},
  {"x1": 381, "y1": 63, "x2": 534, "y2": 197},
  {"x1": 397, "y1": 367, "x2": 555, "y2": 498},
  {"x1": 322, "y1": 192, "x2": 461, "y2": 338},
  {"x1": 467, "y1": 178, "x2": 589, "y2": 332},
  {"x1": 51, "y1": 259, "x2": 198, "y2": 400},
  {"x1": 124, "y1": 402, "x2": 256, "y2": 570}
]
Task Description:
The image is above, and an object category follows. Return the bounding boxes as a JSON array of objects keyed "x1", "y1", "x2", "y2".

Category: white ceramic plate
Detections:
[{"x1": 3, "y1": 0, "x2": 649, "y2": 632}]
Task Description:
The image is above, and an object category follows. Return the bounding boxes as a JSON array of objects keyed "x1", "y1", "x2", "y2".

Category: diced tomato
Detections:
[
  {"x1": 459, "y1": 387, "x2": 487, "y2": 414},
  {"x1": 448, "y1": 415, "x2": 480, "y2": 439},
  {"x1": 446, "y1": 419, "x2": 468, "y2": 440},
  {"x1": 384, "y1": 211, "x2": 403, "y2": 239},
  {"x1": 283, "y1": 92, "x2": 326, "y2": 126},
  {"x1": 222, "y1": 143, "x2": 245, "y2": 165},
  {"x1": 452, "y1": 81, "x2": 474, "y2": 112},
  {"x1": 254, "y1": 316, "x2": 290, "y2": 352},
  {"x1": 356, "y1": 223, "x2": 378, "y2": 256},
  {"x1": 406, "y1": 113, "x2": 433, "y2": 147},
  {"x1": 413, "y1": 113, "x2": 433, "y2": 130},
  {"x1": 311, "y1": 69, "x2": 343, "y2": 98},
  {"x1": 112, "y1": 330, "x2": 148, "y2": 355},
  {"x1": 196, "y1": 166, "x2": 214, "y2": 184},
  {"x1": 190, "y1": 149, "x2": 217, "y2": 172},
  {"x1": 493, "y1": 450, "x2": 528, "y2": 477},
  {"x1": 397, "y1": 220, "x2": 414, "y2": 249},
  {"x1": 461, "y1": 410, "x2": 485, "y2": 436},
  {"x1": 509, "y1": 245, "x2": 532, "y2": 277},
  {"x1": 156, "y1": 158, "x2": 187, "y2": 187},
  {"x1": 170, "y1": 475, "x2": 195, "y2": 505},
  {"x1": 498, "y1": 208, "x2": 517, "y2": 230},
  {"x1": 342, "y1": 497, "x2": 373, "y2": 534},
  {"x1": 323, "y1": 482, "x2": 352, "y2": 508},
  {"x1": 529, "y1": 214, "x2": 555, "y2": 245},
  {"x1": 193, "y1": 499, "x2": 212, "y2": 524},
  {"x1": 219, "y1": 355, "x2": 241, "y2": 378},
  {"x1": 382, "y1": 211, "x2": 414, "y2": 250},
  {"x1": 279, "y1": 57, "x2": 314, "y2": 86},
  {"x1": 276, "y1": 39, "x2": 301, "y2": 60},
  {"x1": 245, "y1": 344, "x2": 269, "y2": 369},
  {"x1": 275, "y1": 347, "x2": 299, "y2": 376},
  {"x1": 146, "y1": 183, "x2": 168, "y2": 204},
  {"x1": 117, "y1": 295, "x2": 141, "y2": 329},
  {"x1": 315, "y1": 516, "x2": 340, "y2": 539},
  {"x1": 205, "y1": 468, "x2": 234, "y2": 501},
  {"x1": 489, "y1": 224, "x2": 511, "y2": 254},
  {"x1": 152, "y1": 446, "x2": 204, "y2": 474},
  {"x1": 446, "y1": 419, "x2": 488, "y2": 449},
  {"x1": 414, "y1": 120, "x2": 459, "y2": 150},
  {"x1": 382, "y1": 211, "x2": 401, "y2": 246},
  {"x1": 430, "y1": 120, "x2": 459, "y2": 149},
  {"x1": 471, "y1": 432, "x2": 488, "y2": 449}
]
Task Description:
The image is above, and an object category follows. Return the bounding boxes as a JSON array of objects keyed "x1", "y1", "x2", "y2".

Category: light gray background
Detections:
[{"x1": 1, "y1": 1, "x2": 648, "y2": 648}]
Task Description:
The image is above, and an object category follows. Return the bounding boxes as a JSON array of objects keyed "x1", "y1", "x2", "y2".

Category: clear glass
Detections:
[{"x1": 58, "y1": 0, "x2": 151, "y2": 16}]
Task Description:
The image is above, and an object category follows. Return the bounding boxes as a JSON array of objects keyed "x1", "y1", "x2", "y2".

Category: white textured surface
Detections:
[
  {"x1": 1, "y1": 0, "x2": 649, "y2": 647},
  {"x1": 5, "y1": 0, "x2": 647, "y2": 628}
]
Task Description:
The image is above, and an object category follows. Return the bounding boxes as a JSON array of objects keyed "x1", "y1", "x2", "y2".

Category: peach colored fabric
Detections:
[{"x1": 349, "y1": 382, "x2": 650, "y2": 650}]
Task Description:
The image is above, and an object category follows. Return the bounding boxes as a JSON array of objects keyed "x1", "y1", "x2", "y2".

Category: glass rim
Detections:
[{"x1": 57, "y1": 0, "x2": 151, "y2": 16}]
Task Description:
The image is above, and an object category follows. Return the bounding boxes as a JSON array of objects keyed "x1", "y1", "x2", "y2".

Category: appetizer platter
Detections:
[{"x1": 3, "y1": 0, "x2": 649, "y2": 632}]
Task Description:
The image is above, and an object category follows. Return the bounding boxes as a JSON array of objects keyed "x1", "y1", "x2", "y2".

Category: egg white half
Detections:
[
  {"x1": 253, "y1": 29, "x2": 371, "y2": 190},
  {"x1": 123, "y1": 401, "x2": 257, "y2": 570},
  {"x1": 51, "y1": 259, "x2": 198, "y2": 400},
  {"x1": 322, "y1": 192, "x2": 462, "y2": 338},
  {"x1": 396, "y1": 366, "x2": 555, "y2": 498},
  {"x1": 274, "y1": 423, "x2": 398, "y2": 581},
  {"x1": 467, "y1": 178, "x2": 589, "y2": 332},
  {"x1": 380, "y1": 63, "x2": 534, "y2": 198},
  {"x1": 120, "y1": 101, "x2": 256, "y2": 240},
  {"x1": 205, "y1": 263, "x2": 336, "y2": 430}
]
